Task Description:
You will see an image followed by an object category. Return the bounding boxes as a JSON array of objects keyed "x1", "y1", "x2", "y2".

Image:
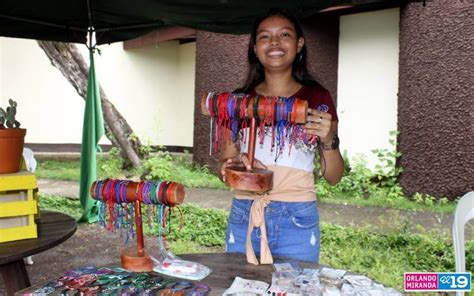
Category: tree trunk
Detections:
[{"x1": 37, "y1": 41, "x2": 145, "y2": 168}]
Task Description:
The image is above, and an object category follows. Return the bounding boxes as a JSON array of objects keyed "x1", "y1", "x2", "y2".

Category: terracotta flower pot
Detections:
[{"x1": 0, "y1": 128, "x2": 26, "y2": 174}]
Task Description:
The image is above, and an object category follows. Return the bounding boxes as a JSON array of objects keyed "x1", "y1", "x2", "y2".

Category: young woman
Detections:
[{"x1": 220, "y1": 8, "x2": 344, "y2": 264}]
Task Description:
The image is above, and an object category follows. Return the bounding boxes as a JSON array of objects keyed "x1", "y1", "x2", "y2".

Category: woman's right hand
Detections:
[{"x1": 220, "y1": 153, "x2": 267, "y2": 182}]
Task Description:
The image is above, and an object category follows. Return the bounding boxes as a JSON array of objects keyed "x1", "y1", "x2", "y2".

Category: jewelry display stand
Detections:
[
  {"x1": 91, "y1": 180, "x2": 185, "y2": 272},
  {"x1": 201, "y1": 93, "x2": 307, "y2": 193}
]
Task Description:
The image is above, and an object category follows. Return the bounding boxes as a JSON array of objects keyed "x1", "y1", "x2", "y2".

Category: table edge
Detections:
[{"x1": 0, "y1": 211, "x2": 77, "y2": 264}]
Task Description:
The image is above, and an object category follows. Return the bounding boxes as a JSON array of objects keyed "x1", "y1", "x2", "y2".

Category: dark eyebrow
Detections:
[{"x1": 257, "y1": 27, "x2": 295, "y2": 34}]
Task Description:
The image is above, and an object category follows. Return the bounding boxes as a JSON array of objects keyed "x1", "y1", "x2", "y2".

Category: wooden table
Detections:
[
  {"x1": 18, "y1": 252, "x2": 321, "y2": 295},
  {"x1": 0, "y1": 211, "x2": 76, "y2": 295}
]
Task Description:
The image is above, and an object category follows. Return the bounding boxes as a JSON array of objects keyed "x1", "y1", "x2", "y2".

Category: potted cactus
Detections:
[{"x1": 0, "y1": 99, "x2": 26, "y2": 174}]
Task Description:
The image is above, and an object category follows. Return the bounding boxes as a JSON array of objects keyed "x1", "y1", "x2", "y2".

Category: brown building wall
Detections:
[
  {"x1": 193, "y1": 15, "x2": 340, "y2": 172},
  {"x1": 304, "y1": 16, "x2": 340, "y2": 102},
  {"x1": 398, "y1": 1, "x2": 473, "y2": 198},
  {"x1": 193, "y1": 31, "x2": 249, "y2": 172}
]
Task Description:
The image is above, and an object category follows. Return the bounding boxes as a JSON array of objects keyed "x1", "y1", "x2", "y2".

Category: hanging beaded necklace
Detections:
[
  {"x1": 91, "y1": 179, "x2": 184, "y2": 251},
  {"x1": 202, "y1": 91, "x2": 318, "y2": 157}
]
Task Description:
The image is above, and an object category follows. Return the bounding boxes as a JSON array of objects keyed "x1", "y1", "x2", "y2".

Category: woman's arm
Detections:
[
  {"x1": 219, "y1": 133, "x2": 240, "y2": 181},
  {"x1": 305, "y1": 108, "x2": 344, "y2": 185},
  {"x1": 318, "y1": 121, "x2": 344, "y2": 185}
]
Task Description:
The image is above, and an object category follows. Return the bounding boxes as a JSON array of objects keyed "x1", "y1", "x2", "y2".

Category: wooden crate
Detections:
[{"x1": 0, "y1": 171, "x2": 38, "y2": 243}]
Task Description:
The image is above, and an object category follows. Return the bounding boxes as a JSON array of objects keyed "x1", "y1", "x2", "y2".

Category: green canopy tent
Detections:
[
  {"x1": 0, "y1": 0, "x2": 410, "y2": 222},
  {"x1": 0, "y1": 0, "x2": 408, "y2": 44}
]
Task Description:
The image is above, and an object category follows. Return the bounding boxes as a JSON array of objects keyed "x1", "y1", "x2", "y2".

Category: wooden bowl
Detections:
[{"x1": 225, "y1": 165, "x2": 273, "y2": 193}]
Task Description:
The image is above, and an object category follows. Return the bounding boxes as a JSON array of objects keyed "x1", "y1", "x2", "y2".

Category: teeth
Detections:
[{"x1": 268, "y1": 51, "x2": 284, "y2": 56}]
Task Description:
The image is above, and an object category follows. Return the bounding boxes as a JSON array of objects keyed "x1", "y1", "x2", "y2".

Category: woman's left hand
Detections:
[{"x1": 304, "y1": 108, "x2": 335, "y2": 145}]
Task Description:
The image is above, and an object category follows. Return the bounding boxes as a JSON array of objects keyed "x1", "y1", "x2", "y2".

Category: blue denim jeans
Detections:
[{"x1": 225, "y1": 198, "x2": 320, "y2": 263}]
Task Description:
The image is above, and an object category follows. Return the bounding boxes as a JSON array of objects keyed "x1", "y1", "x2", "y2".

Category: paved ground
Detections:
[{"x1": 38, "y1": 179, "x2": 470, "y2": 239}]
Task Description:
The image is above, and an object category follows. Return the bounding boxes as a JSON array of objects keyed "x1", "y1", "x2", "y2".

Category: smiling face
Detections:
[{"x1": 254, "y1": 15, "x2": 305, "y2": 72}]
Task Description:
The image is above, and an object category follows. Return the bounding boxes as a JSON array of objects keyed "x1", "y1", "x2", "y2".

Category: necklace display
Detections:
[
  {"x1": 201, "y1": 91, "x2": 315, "y2": 193},
  {"x1": 202, "y1": 92, "x2": 317, "y2": 157},
  {"x1": 91, "y1": 179, "x2": 185, "y2": 272}
]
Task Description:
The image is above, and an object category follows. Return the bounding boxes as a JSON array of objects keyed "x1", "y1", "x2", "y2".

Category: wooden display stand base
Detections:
[
  {"x1": 226, "y1": 118, "x2": 274, "y2": 193},
  {"x1": 121, "y1": 246, "x2": 153, "y2": 272},
  {"x1": 121, "y1": 200, "x2": 153, "y2": 272},
  {"x1": 225, "y1": 166, "x2": 273, "y2": 193}
]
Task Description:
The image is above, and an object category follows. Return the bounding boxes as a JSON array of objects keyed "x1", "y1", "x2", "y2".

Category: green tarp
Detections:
[
  {"x1": 78, "y1": 49, "x2": 104, "y2": 223},
  {"x1": 0, "y1": 0, "x2": 407, "y2": 44}
]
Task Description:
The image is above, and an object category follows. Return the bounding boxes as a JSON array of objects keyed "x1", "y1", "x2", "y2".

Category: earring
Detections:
[{"x1": 298, "y1": 53, "x2": 303, "y2": 63}]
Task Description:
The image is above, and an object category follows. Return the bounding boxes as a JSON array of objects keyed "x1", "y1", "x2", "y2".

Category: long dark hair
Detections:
[{"x1": 236, "y1": 8, "x2": 319, "y2": 93}]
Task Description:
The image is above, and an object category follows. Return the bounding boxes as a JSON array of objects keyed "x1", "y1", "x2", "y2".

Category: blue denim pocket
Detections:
[
  {"x1": 270, "y1": 201, "x2": 320, "y2": 263},
  {"x1": 228, "y1": 199, "x2": 249, "y2": 225},
  {"x1": 226, "y1": 199, "x2": 251, "y2": 254},
  {"x1": 287, "y1": 202, "x2": 319, "y2": 229},
  {"x1": 228, "y1": 207, "x2": 246, "y2": 224}
]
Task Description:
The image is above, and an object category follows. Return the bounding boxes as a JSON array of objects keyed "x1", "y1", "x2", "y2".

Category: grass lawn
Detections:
[
  {"x1": 36, "y1": 159, "x2": 81, "y2": 181},
  {"x1": 36, "y1": 158, "x2": 457, "y2": 213},
  {"x1": 36, "y1": 156, "x2": 227, "y2": 190},
  {"x1": 318, "y1": 192, "x2": 456, "y2": 213}
]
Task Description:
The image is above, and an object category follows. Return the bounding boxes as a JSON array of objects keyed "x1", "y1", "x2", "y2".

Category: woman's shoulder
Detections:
[
  {"x1": 298, "y1": 82, "x2": 338, "y2": 120},
  {"x1": 295, "y1": 81, "x2": 331, "y2": 101}
]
